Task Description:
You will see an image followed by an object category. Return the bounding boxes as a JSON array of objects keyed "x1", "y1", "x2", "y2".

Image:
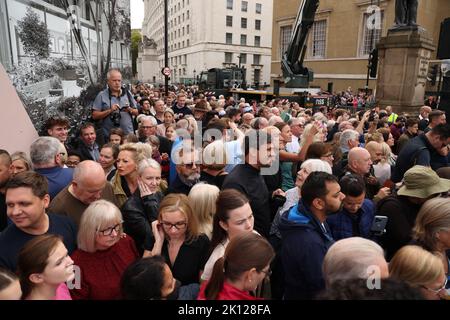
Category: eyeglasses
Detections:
[
  {"x1": 98, "y1": 222, "x2": 123, "y2": 236},
  {"x1": 422, "y1": 278, "x2": 448, "y2": 295},
  {"x1": 161, "y1": 221, "x2": 187, "y2": 230},
  {"x1": 260, "y1": 268, "x2": 272, "y2": 277},
  {"x1": 183, "y1": 162, "x2": 200, "y2": 169},
  {"x1": 141, "y1": 126, "x2": 156, "y2": 129}
]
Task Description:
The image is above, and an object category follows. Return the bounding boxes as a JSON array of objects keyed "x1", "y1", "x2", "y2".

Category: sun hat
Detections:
[{"x1": 397, "y1": 166, "x2": 450, "y2": 198}]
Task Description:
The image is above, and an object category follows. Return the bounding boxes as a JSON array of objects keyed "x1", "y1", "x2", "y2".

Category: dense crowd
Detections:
[{"x1": 0, "y1": 68, "x2": 449, "y2": 301}]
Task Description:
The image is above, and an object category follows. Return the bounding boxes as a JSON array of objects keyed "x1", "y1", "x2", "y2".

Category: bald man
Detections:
[
  {"x1": 48, "y1": 160, "x2": 118, "y2": 226},
  {"x1": 345, "y1": 148, "x2": 389, "y2": 200},
  {"x1": 365, "y1": 141, "x2": 383, "y2": 164}
]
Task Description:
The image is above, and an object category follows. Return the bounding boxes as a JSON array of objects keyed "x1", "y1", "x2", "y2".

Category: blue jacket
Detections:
[
  {"x1": 326, "y1": 199, "x2": 375, "y2": 241},
  {"x1": 279, "y1": 200, "x2": 335, "y2": 300}
]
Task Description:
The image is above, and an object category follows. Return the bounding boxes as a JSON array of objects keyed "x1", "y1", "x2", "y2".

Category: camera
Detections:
[{"x1": 110, "y1": 110, "x2": 121, "y2": 127}]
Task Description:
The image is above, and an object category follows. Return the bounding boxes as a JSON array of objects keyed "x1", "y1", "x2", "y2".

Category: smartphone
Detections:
[{"x1": 371, "y1": 216, "x2": 388, "y2": 235}]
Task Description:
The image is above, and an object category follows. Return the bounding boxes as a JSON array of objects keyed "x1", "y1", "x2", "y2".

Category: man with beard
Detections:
[
  {"x1": 168, "y1": 142, "x2": 201, "y2": 195},
  {"x1": 222, "y1": 130, "x2": 275, "y2": 238},
  {"x1": 279, "y1": 172, "x2": 345, "y2": 300},
  {"x1": 0, "y1": 150, "x2": 12, "y2": 231}
]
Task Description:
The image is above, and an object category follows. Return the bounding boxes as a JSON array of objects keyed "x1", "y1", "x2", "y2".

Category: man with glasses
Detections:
[
  {"x1": 168, "y1": 142, "x2": 201, "y2": 195},
  {"x1": 138, "y1": 116, "x2": 172, "y2": 155},
  {"x1": 286, "y1": 118, "x2": 305, "y2": 154},
  {"x1": 0, "y1": 171, "x2": 77, "y2": 271}
]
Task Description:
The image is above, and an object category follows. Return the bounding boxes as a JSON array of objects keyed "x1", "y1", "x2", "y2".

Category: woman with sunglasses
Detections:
[
  {"x1": 198, "y1": 232, "x2": 275, "y2": 300},
  {"x1": 145, "y1": 194, "x2": 210, "y2": 286},
  {"x1": 70, "y1": 200, "x2": 140, "y2": 300}
]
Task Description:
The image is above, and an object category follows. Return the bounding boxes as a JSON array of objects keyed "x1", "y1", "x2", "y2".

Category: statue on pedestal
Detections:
[{"x1": 394, "y1": 0, "x2": 419, "y2": 28}]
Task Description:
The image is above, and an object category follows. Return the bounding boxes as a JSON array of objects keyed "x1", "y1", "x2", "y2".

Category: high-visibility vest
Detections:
[{"x1": 388, "y1": 113, "x2": 398, "y2": 124}]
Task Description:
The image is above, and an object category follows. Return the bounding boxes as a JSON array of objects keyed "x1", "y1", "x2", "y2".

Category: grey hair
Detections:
[
  {"x1": 339, "y1": 129, "x2": 360, "y2": 149},
  {"x1": 30, "y1": 137, "x2": 60, "y2": 166},
  {"x1": 323, "y1": 237, "x2": 386, "y2": 287},
  {"x1": 140, "y1": 115, "x2": 157, "y2": 127},
  {"x1": 138, "y1": 158, "x2": 161, "y2": 176},
  {"x1": 106, "y1": 68, "x2": 121, "y2": 80},
  {"x1": 300, "y1": 159, "x2": 332, "y2": 174}
]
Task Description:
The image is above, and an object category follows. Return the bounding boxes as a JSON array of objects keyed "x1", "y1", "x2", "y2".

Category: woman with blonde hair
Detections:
[
  {"x1": 17, "y1": 234, "x2": 75, "y2": 300},
  {"x1": 111, "y1": 143, "x2": 152, "y2": 207},
  {"x1": 10, "y1": 151, "x2": 32, "y2": 176},
  {"x1": 413, "y1": 197, "x2": 450, "y2": 294},
  {"x1": 389, "y1": 245, "x2": 447, "y2": 300},
  {"x1": 122, "y1": 158, "x2": 164, "y2": 254},
  {"x1": 70, "y1": 200, "x2": 139, "y2": 300},
  {"x1": 146, "y1": 194, "x2": 210, "y2": 285},
  {"x1": 188, "y1": 183, "x2": 220, "y2": 239}
]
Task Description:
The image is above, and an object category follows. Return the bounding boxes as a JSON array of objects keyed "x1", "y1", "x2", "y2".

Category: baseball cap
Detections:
[{"x1": 397, "y1": 166, "x2": 450, "y2": 198}]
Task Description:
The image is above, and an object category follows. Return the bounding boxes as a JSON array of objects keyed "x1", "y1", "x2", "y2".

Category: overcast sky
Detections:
[{"x1": 130, "y1": 0, "x2": 144, "y2": 30}]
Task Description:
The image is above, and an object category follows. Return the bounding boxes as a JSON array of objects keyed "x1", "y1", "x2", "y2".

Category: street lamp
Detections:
[{"x1": 193, "y1": 69, "x2": 196, "y2": 84}]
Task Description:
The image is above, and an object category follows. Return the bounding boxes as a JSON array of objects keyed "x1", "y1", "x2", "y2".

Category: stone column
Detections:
[{"x1": 376, "y1": 28, "x2": 435, "y2": 113}]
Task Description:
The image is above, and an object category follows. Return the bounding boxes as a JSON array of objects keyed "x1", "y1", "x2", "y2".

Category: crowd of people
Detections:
[{"x1": 0, "y1": 68, "x2": 449, "y2": 300}]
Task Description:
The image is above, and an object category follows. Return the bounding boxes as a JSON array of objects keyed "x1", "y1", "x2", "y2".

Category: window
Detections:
[
  {"x1": 187, "y1": 25, "x2": 190, "y2": 34},
  {"x1": 255, "y1": 19, "x2": 261, "y2": 30},
  {"x1": 239, "y1": 53, "x2": 247, "y2": 64},
  {"x1": 187, "y1": 10, "x2": 190, "y2": 19},
  {"x1": 253, "y1": 54, "x2": 260, "y2": 65},
  {"x1": 310, "y1": 20, "x2": 327, "y2": 58},
  {"x1": 256, "y1": 3, "x2": 262, "y2": 14},
  {"x1": 280, "y1": 25, "x2": 292, "y2": 59},
  {"x1": 225, "y1": 52, "x2": 233, "y2": 63},
  {"x1": 241, "y1": 34, "x2": 247, "y2": 45},
  {"x1": 226, "y1": 33, "x2": 233, "y2": 44},
  {"x1": 226, "y1": 16, "x2": 233, "y2": 27},
  {"x1": 187, "y1": 39, "x2": 190, "y2": 46},
  {"x1": 227, "y1": 0, "x2": 233, "y2": 10},
  {"x1": 241, "y1": 1, "x2": 248, "y2": 12},
  {"x1": 254, "y1": 36, "x2": 260, "y2": 47},
  {"x1": 360, "y1": 11, "x2": 384, "y2": 56},
  {"x1": 241, "y1": 17, "x2": 247, "y2": 28}
]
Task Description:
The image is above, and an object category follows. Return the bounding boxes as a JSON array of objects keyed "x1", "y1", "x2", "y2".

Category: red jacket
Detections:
[{"x1": 197, "y1": 281, "x2": 263, "y2": 300}]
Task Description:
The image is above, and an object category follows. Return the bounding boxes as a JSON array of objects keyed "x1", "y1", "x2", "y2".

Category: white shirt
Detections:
[{"x1": 286, "y1": 136, "x2": 300, "y2": 154}]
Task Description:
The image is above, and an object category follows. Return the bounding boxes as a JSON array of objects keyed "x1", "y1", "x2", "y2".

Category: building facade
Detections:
[
  {"x1": 0, "y1": 0, "x2": 131, "y2": 71},
  {"x1": 139, "y1": 0, "x2": 273, "y2": 86},
  {"x1": 271, "y1": 0, "x2": 450, "y2": 93}
]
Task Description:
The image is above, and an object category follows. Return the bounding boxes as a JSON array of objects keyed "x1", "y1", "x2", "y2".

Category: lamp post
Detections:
[
  {"x1": 237, "y1": 55, "x2": 242, "y2": 69},
  {"x1": 193, "y1": 69, "x2": 196, "y2": 84},
  {"x1": 164, "y1": 0, "x2": 169, "y2": 96}
]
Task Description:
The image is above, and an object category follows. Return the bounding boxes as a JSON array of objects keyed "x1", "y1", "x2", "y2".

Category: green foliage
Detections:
[
  {"x1": 17, "y1": 7, "x2": 51, "y2": 58},
  {"x1": 131, "y1": 30, "x2": 142, "y2": 75}
]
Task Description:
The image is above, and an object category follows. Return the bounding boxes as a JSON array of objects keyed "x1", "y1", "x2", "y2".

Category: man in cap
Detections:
[{"x1": 377, "y1": 165, "x2": 450, "y2": 260}]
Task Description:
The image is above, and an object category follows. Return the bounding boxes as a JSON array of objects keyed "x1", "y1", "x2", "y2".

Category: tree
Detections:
[
  {"x1": 131, "y1": 30, "x2": 142, "y2": 76},
  {"x1": 17, "y1": 7, "x2": 51, "y2": 59},
  {"x1": 56, "y1": 0, "x2": 131, "y2": 86}
]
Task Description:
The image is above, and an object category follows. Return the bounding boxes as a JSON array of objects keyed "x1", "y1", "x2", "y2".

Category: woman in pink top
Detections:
[{"x1": 17, "y1": 234, "x2": 75, "y2": 300}]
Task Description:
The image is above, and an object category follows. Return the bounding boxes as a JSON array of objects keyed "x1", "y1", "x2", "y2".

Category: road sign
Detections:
[{"x1": 161, "y1": 67, "x2": 171, "y2": 76}]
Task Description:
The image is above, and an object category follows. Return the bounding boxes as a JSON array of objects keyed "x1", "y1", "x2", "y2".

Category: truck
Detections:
[{"x1": 198, "y1": 67, "x2": 247, "y2": 95}]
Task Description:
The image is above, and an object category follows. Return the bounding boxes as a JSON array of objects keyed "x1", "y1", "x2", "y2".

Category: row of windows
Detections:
[
  {"x1": 170, "y1": 10, "x2": 190, "y2": 28},
  {"x1": 226, "y1": 33, "x2": 261, "y2": 46},
  {"x1": 170, "y1": 0, "x2": 189, "y2": 15},
  {"x1": 225, "y1": 52, "x2": 261, "y2": 65},
  {"x1": 170, "y1": 39, "x2": 190, "y2": 51},
  {"x1": 170, "y1": 25, "x2": 190, "y2": 41},
  {"x1": 279, "y1": 12, "x2": 384, "y2": 59},
  {"x1": 226, "y1": 16, "x2": 261, "y2": 30},
  {"x1": 226, "y1": 0, "x2": 262, "y2": 13}
]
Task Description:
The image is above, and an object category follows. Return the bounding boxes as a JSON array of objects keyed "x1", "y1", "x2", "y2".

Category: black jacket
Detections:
[{"x1": 121, "y1": 190, "x2": 163, "y2": 254}]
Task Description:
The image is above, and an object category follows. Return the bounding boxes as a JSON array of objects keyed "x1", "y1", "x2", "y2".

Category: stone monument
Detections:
[
  {"x1": 137, "y1": 36, "x2": 159, "y2": 83},
  {"x1": 376, "y1": 0, "x2": 436, "y2": 113}
]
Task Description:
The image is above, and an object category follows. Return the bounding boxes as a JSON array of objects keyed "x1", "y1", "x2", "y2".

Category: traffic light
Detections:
[
  {"x1": 368, "y1": 48, "x2": 378, "y2": 78},
  {"x1": 428, "y1": 64, "x2": 438, "y2": 86}
]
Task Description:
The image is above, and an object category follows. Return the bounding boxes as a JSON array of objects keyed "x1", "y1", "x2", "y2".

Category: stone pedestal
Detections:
[
  {"x1": 376, "y1": 28, "x2": 435, "y2": 114},
  {"x1": 137, "y1": 46, "x2": 159, "y2": 83}
]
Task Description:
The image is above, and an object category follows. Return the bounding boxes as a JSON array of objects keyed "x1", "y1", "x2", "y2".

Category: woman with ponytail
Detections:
[{"x1": 198, "y1": 232, "x2": 275, "y2": 300}]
